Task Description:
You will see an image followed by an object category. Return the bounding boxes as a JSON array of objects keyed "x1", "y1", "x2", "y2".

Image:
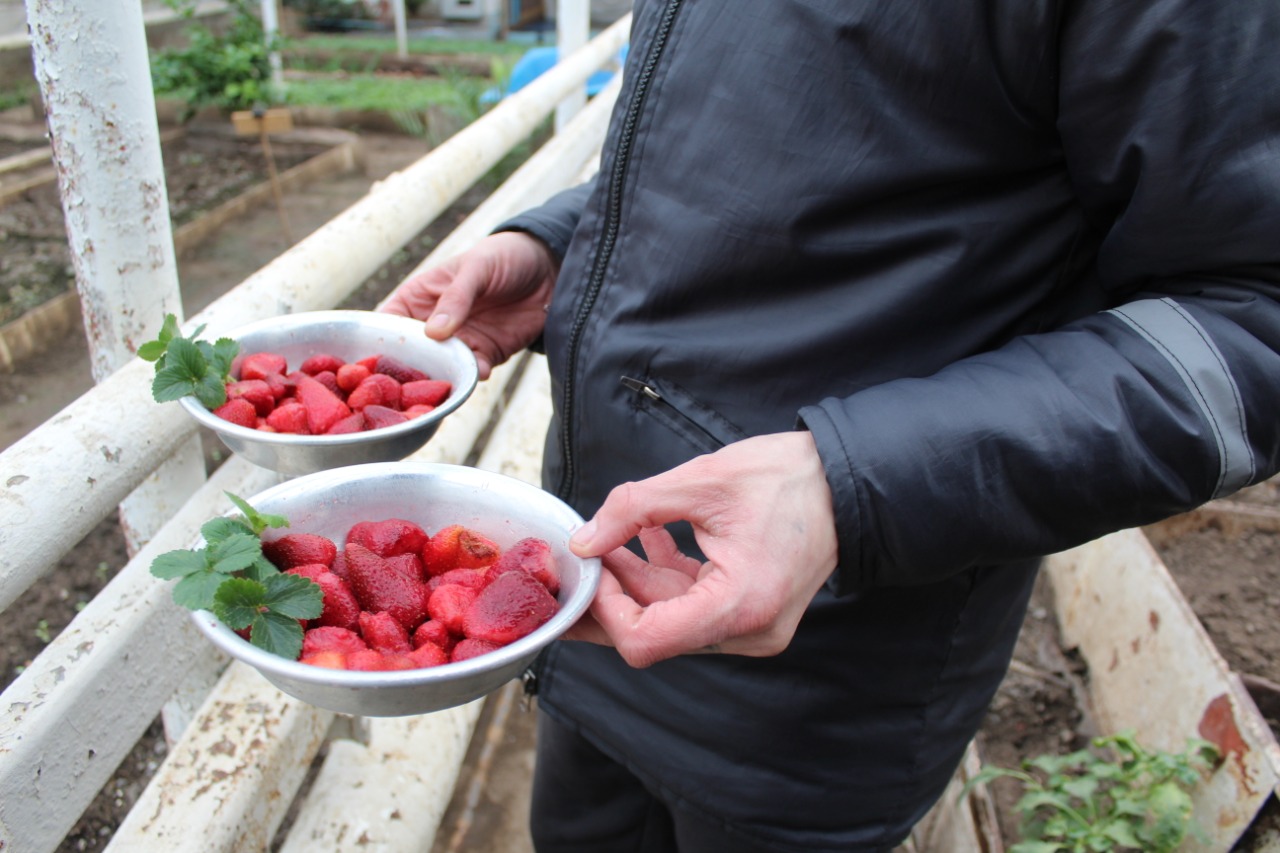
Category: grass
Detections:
[{"x1": 289, "y1": 34, "x2": 530, "y2": 59}]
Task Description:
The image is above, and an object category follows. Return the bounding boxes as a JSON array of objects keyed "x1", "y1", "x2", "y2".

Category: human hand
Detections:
[
  {"x1": 564, "y1": 431, "x2": 839, "y2": 667},
  {"x1": 379, "y1": 231, "x2": 559, "y2": 379}
]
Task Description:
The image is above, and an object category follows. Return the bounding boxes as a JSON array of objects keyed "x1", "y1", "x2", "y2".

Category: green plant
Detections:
[
  {"x1": 139, "y1": 313, "x2": 239, "y2": 409},
  {"x1": 966, "y1": 731, "x2": 1219, "y2": 852},
  {"x1": 151, "y1": 0, "x2": 284, "y2": 118}
]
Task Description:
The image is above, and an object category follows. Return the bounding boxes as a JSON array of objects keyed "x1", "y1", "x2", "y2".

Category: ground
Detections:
[{"x1": 3, "y1": 119, "x2": 1278, "y2": 851}]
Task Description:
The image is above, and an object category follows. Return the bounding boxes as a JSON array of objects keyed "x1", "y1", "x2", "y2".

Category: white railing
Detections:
[{"x1": 0, "y1": 15, "x2": 629, "y2": 852}]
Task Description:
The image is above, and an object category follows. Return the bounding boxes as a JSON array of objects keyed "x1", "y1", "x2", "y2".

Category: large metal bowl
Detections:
[
  {"x1": 179, "y1": 311, "x2": 478, "y2": 476},
  {"x1": 190, "y1": 462, "x2": 600, "y2": 717}
]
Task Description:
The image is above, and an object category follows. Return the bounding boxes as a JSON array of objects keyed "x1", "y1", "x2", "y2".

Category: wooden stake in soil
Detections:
[{"x1": 231, "y1": 107, "x2": 295, "y2": 245}]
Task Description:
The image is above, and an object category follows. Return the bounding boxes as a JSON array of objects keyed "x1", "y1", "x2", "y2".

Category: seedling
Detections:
[
  {"x1": 966, "y1": 730, "x2": 1219, "y2": 852},
  {"x1": 150, "y1": 492, "x2": 322, "y2": 661}
]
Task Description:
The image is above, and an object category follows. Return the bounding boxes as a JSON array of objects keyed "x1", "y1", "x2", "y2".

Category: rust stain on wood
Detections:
[{"x1": 1198, "y1": 692, "x2": 1258, "y2": 796}]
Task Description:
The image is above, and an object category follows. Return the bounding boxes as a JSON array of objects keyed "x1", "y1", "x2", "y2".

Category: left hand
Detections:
[{"x1": 563, "y1": 431, "x2": 840, "y2": 667}]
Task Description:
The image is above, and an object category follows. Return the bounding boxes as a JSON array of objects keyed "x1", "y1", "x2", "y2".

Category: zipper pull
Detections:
[
  {"x1": 620, "y1": 375, "x2": 662, "y2": 401},
  {"x1": 521, "y1": 666, "x2": 539, "y2": 710}
]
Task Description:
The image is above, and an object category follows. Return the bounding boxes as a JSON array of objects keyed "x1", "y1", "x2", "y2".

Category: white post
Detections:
[
  {"x1": 260, "y1": 0, "x2": 285, "y2": 98},
  {"x1": 392, "y1": 0, "x2": 408, "y2": 60},
  {"x1": 23, "y1": 0, "x2": 208, "y2": 553},
  {"x1": 555, "y1": 0, "x2": 589, "y2": 131}
]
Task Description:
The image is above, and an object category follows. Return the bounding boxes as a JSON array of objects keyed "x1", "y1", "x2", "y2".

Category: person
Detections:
[{"x1": 382, "y1": 1, "x2": 1280, "y2": 849}]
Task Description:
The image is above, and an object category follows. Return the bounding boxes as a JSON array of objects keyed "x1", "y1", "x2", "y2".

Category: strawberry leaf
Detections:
[
  {"x1": 172, "y1": 570, "x2": 229, "y2": 612},
  {"x1": 193, "y1": 372, "x2": 229, "y2": 410},
  {"x1": 208, "y1": 531, "x2": 264, "y2": 575},
  {"x1": 213, "y1": 576, "x2": 267, "y2": 629},
  {"x1": 138, "y1": 313, "x2": 181, "y2": 362},
  {"x1": 143, "y1": 313, "x2": 238, "y2": 408},
  {"x1": 262, "y1": 572, "x2": 323, "y2": 620},
  {"x1": 225, "y1": 491, "x2": 289, "y2": 536},
  {"x1": 249, "y1": 611, "x2": 307, "y2": 660},
  {"x1": 150, "y1": 548, "x2": 210, "y2": 580},
  {"x1": 201, "y1": 516, "x2": 255, "y2": 545}
]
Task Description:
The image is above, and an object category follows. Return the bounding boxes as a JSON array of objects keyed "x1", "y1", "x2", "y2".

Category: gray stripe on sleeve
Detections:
[{"x1": 1109, "y1": 298, "x2": 1254, "y2": 498}]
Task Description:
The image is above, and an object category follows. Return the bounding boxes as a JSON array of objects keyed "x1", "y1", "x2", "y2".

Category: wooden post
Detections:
[{"x1": 232, "y1": 107, "x2": 296, "y2": 244}]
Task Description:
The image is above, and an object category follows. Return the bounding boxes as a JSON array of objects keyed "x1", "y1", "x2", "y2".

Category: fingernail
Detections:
[
  {"x1": 570, "y1": 520, "x2": 597, "y2": 550},
  {"x1": 426, "y1": 313, "x2": 450, "y2": 334}
]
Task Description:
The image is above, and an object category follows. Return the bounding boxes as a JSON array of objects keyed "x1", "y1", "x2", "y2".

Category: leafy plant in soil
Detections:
[{"x1": 966, "y1": 730, "x2": 1219, "y2": 852}]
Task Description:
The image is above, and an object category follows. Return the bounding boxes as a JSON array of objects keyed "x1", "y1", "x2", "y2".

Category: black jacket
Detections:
[{"x1": 503, "y1": 0, "x2": 1280, "y2": 848}]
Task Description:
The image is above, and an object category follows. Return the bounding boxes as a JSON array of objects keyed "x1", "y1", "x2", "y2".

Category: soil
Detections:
[{"x1": 4, "y1": 119, "x2": 1278, "y2": 852}]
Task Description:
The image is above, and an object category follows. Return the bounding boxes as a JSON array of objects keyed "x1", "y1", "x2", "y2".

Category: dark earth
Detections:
[{"x1": 2, "y1": 124, "x2": 1277, "y2": 852}]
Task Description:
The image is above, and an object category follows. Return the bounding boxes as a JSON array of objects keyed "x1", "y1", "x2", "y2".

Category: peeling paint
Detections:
[
  {"x1": 5, "y1": 475, "x2": 29, "y2": 487},
  {"x1": 1198, "y1": 692, "x2": 1258, "y2": 797}
]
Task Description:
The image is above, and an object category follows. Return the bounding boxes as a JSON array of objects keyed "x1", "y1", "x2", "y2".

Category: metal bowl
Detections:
[
  {"x1": 179, "y1": 310, "x2": 478, "y2": 476},
  {"x1": 190, "y1": 462, "x2": 600, "y2": 717}
]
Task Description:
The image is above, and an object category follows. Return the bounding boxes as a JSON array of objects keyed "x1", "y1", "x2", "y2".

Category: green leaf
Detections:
[
  {"x1": 150, "y1": 548, "x2": 209, "y2": 580},
  {"x1": 152, "y1": 367, "x2": 200, "y2": 403},
  {"x1": 193, "y1": 371, "x2": 229, "y2": 409},
  {"x1": 1008, "y1": 843, "x2": 1066, "y2": 853},
  {"x1": 208, "y1": 532, "x2": 264, "y2": 575},
  {"x1": 138, "y1": 313, "x2": 181, "y2": 362},
  {"x1": 248, "y1": 610, "x2": 306, "y2": 660},
  {"x1": 224, "y1": 492, "x2": 289, "y2": 536},
  {"x1": 210, "y1": 337, "x2": 240, "y2": 378},
  {"x1": 201, "y1": 516, "x2": 255, "y2": 546},
  {"x1": 212, "y1": 576, "x2": 268, "y2": 629},
  {"x1": 172, "y1": 570, "x2": 227, "y2": 611},
  {"x1": 262, "y1": 573, "x2": 323, "y2": 621}
]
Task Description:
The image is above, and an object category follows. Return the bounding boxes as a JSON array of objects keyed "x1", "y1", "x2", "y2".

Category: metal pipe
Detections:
[
  {"x1": 392, "y1": 0, "x2": 408, "y2": 60},
  {"x1": 260, "y1": 0, "x2": 285, "y2": 98},
  {"x1": 555, "y1": 0, "x2": 590, "y2": 131}
]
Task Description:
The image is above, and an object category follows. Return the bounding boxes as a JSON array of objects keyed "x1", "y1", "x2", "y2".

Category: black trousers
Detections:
[{"x1": 529, "y1": 710, "x2": 894, "y2": 853}]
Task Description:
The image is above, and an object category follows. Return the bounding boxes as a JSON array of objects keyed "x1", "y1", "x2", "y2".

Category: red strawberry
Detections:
[
  {"x1": 213, "y1": 397, "x2": 257, "y2": 428},
  {"x1": 426, "y1": 567, "x2": 490, "y2": 595},
  {"x1": 490, "y1": 537, "x2": 560, "y2": 595},
  {"x1": 356, "y1": 355, "x2": 380, "y2": 372},
  {"x1": 413, "y1": 620, "x2": 456, "y2": 653},
  {"x1": 226, "y1": 379, "x2": 275, "y2": 417},
  {"x1": 263, "y1": 533, "x2": 338, "y2": 570},
  {"x1": 405, "y1": 404, "x2": 436, "y2": 419},
  {"x1": 295, "y1": 374, "x2": 351, "y2": 434},
  {"x1": 325, "y1": 412, "x2": 366, "y2": 434},
  {"x1": 263, "y1": 371, "x2": 291, "y2": 401},
  {"x1": 241, "y1": 351, "x2": 288, "y2": 381},
  {"x1": 300, "y1": 353, "x2": 345, "y2": 376},
  {"x1": 374, "y1": 354, "x2": 429, "y2": 383},
  {"x1": 347, "y1": 648, "x2": 403, "y2": 671},
  {"x1": 313, "y1": 370, "x2": 343, "y2": 397},
  {"x1": 302, "y1": 626, "x2": 368, "y2": 657},
  {"x1": 329, "y1": 550, "x2": 349, "y2": 582},
  {"x1": 345, "y1": 543, "x2": 430, "y2": 631},
  {"x1": 313, "y1": 571, "x2": 361, "y2": 632},
  {"x1": 408, "y1": 643, "x2": 449, "y2": 668},
  {"x1": 347, "y1": 373, "x2": 402, "y2": 411},
  {"x1": 347, "y1": 519, "x2": 429, "y2": 558},
  {"x1": 422, "y1": 525, "x2": 500, "y2": 576},
  {"x1": 300, "y1": 651, "x2": 347, "y2": 669},
  {"x1": 363, "y1": 405, "x2": 409, "y2": 430},
  {"x1": 359, "y1": 610, "x2": 412, "y2": 653},
  {"x1": 401, "y1": 379, "x2": 452, "y2": 408},
  {"x1": 284, "y1": 563, "x2": 328, "y2": 582},
  {"x1": 427, "y1": 583, "x2": 479, "y2": 636},
  {"x1": 463, "y1": 570, "x2": 558, "y2": 645},
  {"x1": 265, "y1": 400, "x2": 310, "y2": 434},
  {"x1": 451, "y1": 638, "x2": 502, "y2": 663},
  {"x1": 336, "y1": 362, "x2": 371, "y2": 392},
  {"x1": 386, "y1": 552, "x2": 426, "y2": 583}
]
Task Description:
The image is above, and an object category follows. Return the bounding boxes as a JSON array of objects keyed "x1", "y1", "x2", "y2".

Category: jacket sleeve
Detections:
[
  {"x1": 496, "y1": 180, "x2": 597, "y2": 261},
  {"x1": 799, "y1": 0, "x2": 1280, "y2": 594}
]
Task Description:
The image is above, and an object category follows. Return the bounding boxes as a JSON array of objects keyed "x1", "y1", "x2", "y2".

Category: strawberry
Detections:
[
  {"x1": 408, "y1": 643, "x2": 449, "y2": 668},
  {"x1": 213, "y1": 397, "x2": 257, "y2": 428},
  {"x1": 336, "y1": 362, "x2": 371, "y2": 393},
  {"x1": 463, "y1": 570, "x2": 558, "y2": 645},
  {"x1": 295, "y1": 374, "x2": 351, "y2": 434},
  {"x1": 226, "y1": 379, "x2": 275, "y2": 417},
  {"x1": 404, "y1": 404, "x2": 436, "y2": 419},
  {"x1": 312, "y1": 370, "x2": 343, "y2": 397},
  {"x1": 373, "y1": 354, "x2": 429, "y2": 384},
  {"x1": 347, "y1": 518, "x2": 429, "y2": 558},
  {"x1": 264, "y1": 533, "x2": 338, "y2": 570},
  {"x1": 313, "y1": 571, "x2": 361, "y2": 632},
  {"x1": 412, "y1": 619, "x2": 456, "y2": 653},
  {"x1": 240, "y1": 351, "x2": 288, "y2": 381},
  {"x1": 347, "y1": 373, "x2": 402, "y2": 411},
  {"x1": 386, "y1": 552, "x2": 426, "y2": 583},
  {"x1": 346, "y1": 648, "x2": 403, "y2": 671},
  {"x1": 401, "y1": 379, "x2": 452, "y2": 408},
  {"x1": 329, "y1": 550, "x2": 349, "y2": 582},
  {"x1": 363, "y1": 405, "x2": 409, "y2": 430},
  {"x1": 302, "y1": 626, "x2": 368, "y2": 657},
  {"x1": 426, "y1": 567, "x2": 490, "y2": 595},
  {"x1": 356, "y1": 355, "x2": 380, "y2": 372},
  {"x1": 491, "y1": 537, "x2": 560, "y2": 595},
  {"x1": 299, "y1": 651, "x2": 347, "y2": 669},
  {"x1": 324, "y1": 412, "x2": 366, "y2": 434},
  {"x1": 263, "y1": 371, "x2": 291, "y2": 401},
  {"x1": 422, "y1": 525, "x2": 501, "y2": 576},
  {"x1": 300, "y1": 353, "x2": 345, "y2": 376},
  {"x1": 265, "y1": 400, "x2": 309, "y2": 434},
  {"x1": 451, "y1": 638, "x2": 503, "y2": 663},
  {"x1": 284, "y1": 563, "x2": 328, "y2": 582},
  {"x1": 345, "y1": 543, "x2": 430, "y2": 631},
  {"x1": 359, "y1": 610, "x2": 412, "y2": 653},
  {"x1": 427, "y1": 583, "x2": 479, "y2": 636}
]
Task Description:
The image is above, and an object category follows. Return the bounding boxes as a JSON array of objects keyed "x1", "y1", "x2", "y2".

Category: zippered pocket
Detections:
[{"x1": 620, "y1": 375, "x2": 749, "y2": 455}]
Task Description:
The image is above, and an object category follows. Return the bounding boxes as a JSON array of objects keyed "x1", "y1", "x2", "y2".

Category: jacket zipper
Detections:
[
  {"x1": 620, "y1": 375, "x2": 728, "y2": 450},
  {"x1": 555, "y1": 0, "x2": 685, "y2": 502}
]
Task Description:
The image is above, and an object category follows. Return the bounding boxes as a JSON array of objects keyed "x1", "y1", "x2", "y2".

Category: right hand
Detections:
[{"x1": 379, "y1": 231, "x2": 559, "y2": 379}]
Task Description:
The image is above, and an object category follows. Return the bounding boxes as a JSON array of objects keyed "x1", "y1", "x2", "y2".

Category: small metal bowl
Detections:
[
  {"x1": 179, "y1": 310, "x2": 478, "y2": 476},
  {"x1": 190, "y1": 462, "x2": 600, "y2": 717}
]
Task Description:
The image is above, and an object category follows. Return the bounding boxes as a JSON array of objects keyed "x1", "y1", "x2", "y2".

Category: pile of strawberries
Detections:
[
  {"x1": 213, "y1": 350, "x2": 453, "y2": 435},
  {"x1": 261, "y1": 517, "x2": 561, "y2": 671}
]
